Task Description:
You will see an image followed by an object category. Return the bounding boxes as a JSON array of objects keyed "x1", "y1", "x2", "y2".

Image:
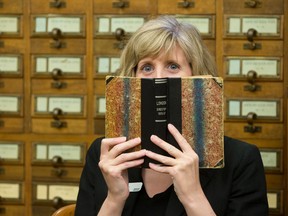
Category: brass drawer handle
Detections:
[
  {"x1": 52, "y1": 155, "x2": 63, "y2": 167},
  {"x1": 244, "y1": 112, "x2": 261, "y2": 133},
  {"x1": 244, "y1": 70, "x2": 260, "y2": 92},
  {"x1": 245, "y1": 0, "x2": 260, "y2": 8},
  {"x1": 178, "y1": 0, "x2": 195, "y2": 8},
  {"x1": 51, "y1": 168, "x2": 65, "y2": 177},
  {"x1": 50, "y1": 0, "x2": 66, "y2": 8},
  {"x1": 52, "y1": 108, "x2": 63, "y2": 119},
  {"x1": 51, "y1": 120, "x2": 67, "y2": 128},
  {"x1": 52, "y1": 196, "x2": 64, "y2": 209},
  {"x1": 115, "y1": 28, "x2": 125, "y2": 41},
  {"x1": 112, "y1": 0, "x2": 129, "y2": 8},
  {"x1": 50, "y1": 40, "x2": 65, "y2": 49},
  {"x1": 51, "y1": 28, "x2": 62, "y2": 40},
  {"x1": 52, "y1": 68, "x2": 63, "y2": 80},
  {"x1": 247, "y1": 28, "x2": 257, "y2": 42}
]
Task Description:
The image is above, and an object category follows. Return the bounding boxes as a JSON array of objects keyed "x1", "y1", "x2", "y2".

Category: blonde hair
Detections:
[{"x1": 118, "y1": 16, "x2": 217, "y2": 76}]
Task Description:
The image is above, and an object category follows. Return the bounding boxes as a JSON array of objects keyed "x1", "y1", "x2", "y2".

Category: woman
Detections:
[{"x1": 75, "y1": 16, "x2": 268, "y2": 216}]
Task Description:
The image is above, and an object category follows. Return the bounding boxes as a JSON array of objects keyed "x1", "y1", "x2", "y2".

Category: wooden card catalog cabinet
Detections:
[
  {"x1": 0, "y1": 15, "x2": 22, "y2": 38},
  {"x1": 95, "y1": 16, "x2": 146, "y2": 37},
  {"x1": 175, "y1": 15, "x2": 215, "y2": 39},
  {"x1": 224, "y1": 57, "x2": 282, "y2": 80},
  {"x1": 30, "y1": 15, "x2": 86, "y2": 54},
  {"x1": 93, "y1": 0, "x2": 154, "y2": 14},
  {"x1": 223, "y1": 15, "x2": 283, "y2": 55},
  {"x1": 30, "y1": 0, "x2": 88, "y2": 13},
  {"x1": 224, "y1": 15, "x2": 283, "y2": 38},
  {"x1": 226, "y1": 99, "x2": 282, "y2": 121},
  {"x1": 95, "y1": 55, "x2": 120, "y2": 77},
  {"x1": 224, "y1": 0, "x2": 284, "y2": 14},
  {"x1": 267, "y1": 190, "x2": 284, "y2": 214},
  {"x1": 32, "y1": 182, "x2": 78, "y2": 216},
  {"x1": 158, "y1": 0, "x2": 215, "y2": 14},
  {"x1": 0, "y1": 182, "x2": 23, "y2": 203},
  {"x1": 95, "y1": 96, "x2": 106, "y2": 117},
  {"x1": 31, "y1": 15, "x2": 85, "y2": 38},
  {"x1": 175, "y1": 15, "x2": 216, "y2": 56},
  {"x1": 31, "y1": 55, "x2": 87, "y2": 93},
  {"x1": 0, "y1": 55, "x2": 22, "y2": 78},
  {"x1": 94, "y1": 15, "x2": 146, "y2": 52},
  {"x1": 0, "y1": 95, "x2": 23, "y2": 133},
  {"x1": 94, "y1": 95, "x2": 105, "y2": 135},
  {"x1": 0, "y1": 142, "x2": 24, "y2": 180},
  {"x1": 0, "y1": 142, "x2": 23, "y2": 165},
  {"x1": 0, "y1": 55, "x2": 23, "y2": 95},
  {"x1": 31, "y1": 95, "x2": 87, "y2": 134},
  {"x1": 31, "y1": 142, "x2": 85, "y2": 180},
  {"x1": 260, "y1": 148, "x2": 282, "y2": 173},
  {"x1": 0, "y1": 0, "x2": 23, "y2": 14},
  {"x1": 32, "y1": 55, "x2": 85, "y2": 78},
  {"x1": 223, "y1": 57, "x2": 283, "y2": 97},
  {"x1": 224, "y1": 99, "x2": 283, "y2": 139}
]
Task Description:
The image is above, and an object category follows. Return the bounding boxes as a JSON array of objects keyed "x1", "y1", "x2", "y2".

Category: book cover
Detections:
[{"x1": 105, "y1": 76, "x2": 224, "y2": 168}]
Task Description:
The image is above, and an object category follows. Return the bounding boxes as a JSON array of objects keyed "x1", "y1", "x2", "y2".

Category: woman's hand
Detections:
[
  {"x1": 145, "y1": 124, "x2": 216, "y2": 216},
  {"x1": 98, "y1": 137, "x2": 146, "y2": 215}
]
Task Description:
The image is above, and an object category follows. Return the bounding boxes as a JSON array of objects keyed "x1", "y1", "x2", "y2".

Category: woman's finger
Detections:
[
  {"x1": 150, "y1": 134, "x2": 182, "y2": 158},
  {"x1": 103, "y1": 137, "x2": 142, "y2": 158},
  {"x1": 167, "y1": 123, "x2": 192, "y2": 153},
  {"x1": 101, "y1": 137, "x2": 127, "y2": 155},
  {"x1": 145, "y1": 150, "x2": 175, "y2": 166}
]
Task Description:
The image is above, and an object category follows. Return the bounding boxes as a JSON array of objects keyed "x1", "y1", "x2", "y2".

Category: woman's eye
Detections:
[
  {"x1": 168, "y1": 63, "x2": 180, "y2": 70},
  {"x1": 142, "y1": 65, "x2": 153, "y2": 72}
]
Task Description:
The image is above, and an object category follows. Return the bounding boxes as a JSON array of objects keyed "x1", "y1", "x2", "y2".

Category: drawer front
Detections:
[
  {"x1": 32, "y1": 166, "x2": 82, "y2": 181},
  {"x1": 94, "y1": 118, "x2": 105, "y2": 135},
  {"x1": 0, "y1": 205, "x2": 25, "y2": 216},
  {"x1": 158, "y1": 0, "x2": 215, "y2": 14},
  {"x1": 31, "y1": 119, "x2": 87, "y2": 134},
  {"x1": 223, "y1": 41, "x2": 283, "y2": 56},
  {"x1": 224, "y1": 82, "x2": 283, "y2": 98},
  {"x1": 94, "y1": 39, "x2": 123, "y2": 55},
  {"x1": 31, "y1": 142, "x2": 86, "y2": 166},
  {"x1": 94, "y1": 79, "x2": 106, "y2": 95},
  {"x1": 0, "y1": 0, "x2": 23, "y2": 13},
  {"x1": 223, "y1": 56, "x2": 283, "y2": 81},
  {"x1": 0, "y1": 166, "x2": 24, "y2": 180},
  {"x1": 0, "y1": 55, "x2": 23, "y2": 78},
  {"x1": 30, "y1": 0, "x2": 88, "y2": 13},
  {"x1": 223, "y1": 15, "x2": 283, "y2": 39},
  {"x1": 93, "y1": 0, "x2": 154, "y2": 14},
  {"x1": 32, "y1": 182, "x2": 78, "y2": 204},
  {"x1": 31, "y1": 55, "x2": 86, "y2": 78},
  {"x1": 224, "y1": 122, "x2": 283, "y2": 139},
  {"x1": 224, "y1": 0, "x2": 283, "y2": 14},
  {"x1": 0, "y1": 39, "x2": 25, "y2": 52},
  {"x1": 0, "y1": 118, "x2": 24, "y2": 133},
  {"x1": 0, "y1": 141, "x2": 24, "y2": 164},
  {"x1": 0, "y1": 15, "x2": 23, "y2": 38},
  {"x1": 31, "y1": 39, "x2": 86, "y2": 54},
  {"x1": 0, "y1": 79, "x2": 23, "y2": 93},
  {"x1": 31, "y1": 79, "x2": 87, "y2": 94},
  {"x1": 0, "y1": 181, "x2": 24, "y2": 204}
]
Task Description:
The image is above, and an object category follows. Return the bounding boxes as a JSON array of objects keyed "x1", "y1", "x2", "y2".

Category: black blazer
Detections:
[{"x1": 75, "y1": 136, "x2": 268, "y2": 216}]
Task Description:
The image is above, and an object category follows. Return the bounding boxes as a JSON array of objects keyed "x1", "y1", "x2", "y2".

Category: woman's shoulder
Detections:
[
  {"x1": 85, "y1": 137, "x2": 105, "y2": 159},
  {"x1": 223, "y1": 136, "x2": 262, "y2": 165}
]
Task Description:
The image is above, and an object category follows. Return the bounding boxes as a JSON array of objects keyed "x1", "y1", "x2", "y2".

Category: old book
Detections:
[{"x1": 105, "y1": 76, "x2": 224, "y2": 168}]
